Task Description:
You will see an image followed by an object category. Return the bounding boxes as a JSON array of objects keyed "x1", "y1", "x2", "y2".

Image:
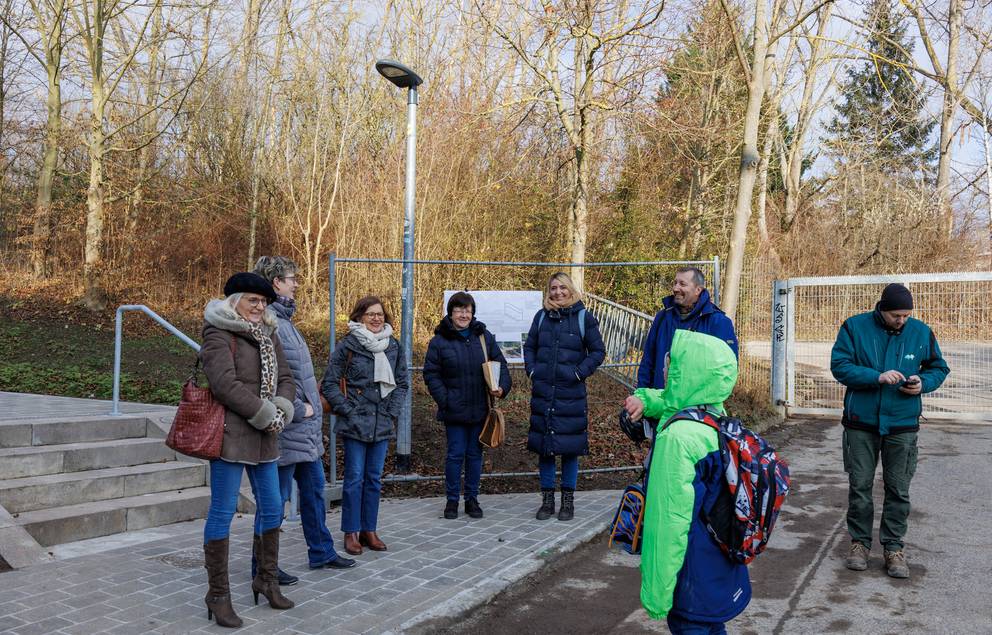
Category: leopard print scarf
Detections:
[{"x1": 244, "y1": 320, "x2": 285, "y2": 432}]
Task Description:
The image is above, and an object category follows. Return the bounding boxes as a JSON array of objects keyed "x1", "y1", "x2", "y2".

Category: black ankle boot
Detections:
[
  {"x1": 465, "y1": 497, "x2": 483, "y2": 519},
  {"x1": 536, "y1": 489, "x2": 555, "y2": 520},
  {"x1": 558, "y1": 489, "x2": 574, "y2": 521},
  {"x1": 444, "y1": 499, "x2": 458, "y2": 520}
]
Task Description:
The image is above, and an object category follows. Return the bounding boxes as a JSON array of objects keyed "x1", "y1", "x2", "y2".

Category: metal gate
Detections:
[{"x1": 766, "y1": 272, "x2": 992, "y2": 422}]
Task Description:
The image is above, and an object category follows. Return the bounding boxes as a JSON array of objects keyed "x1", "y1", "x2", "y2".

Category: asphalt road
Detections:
[{"x1": 415, "y1": 418, "x2": 992, "y2": 634}]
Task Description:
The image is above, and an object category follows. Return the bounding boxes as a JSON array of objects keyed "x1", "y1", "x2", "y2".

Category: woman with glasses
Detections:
[
  {"x1": 199, "y1": 272, "x2": 296, "y2": 627},
  {"x1": 524, "y1": 272, "x2": 605, "y2": 521},
  {"x1": 423, "y1": 292, "x2": 511, "y2": 520},
  {"x1": 321, "y1": 296, "x2": 409, "y2": 556},
  {"x1": 253, "y1": 257, "x2": 357, "y2": 577}
]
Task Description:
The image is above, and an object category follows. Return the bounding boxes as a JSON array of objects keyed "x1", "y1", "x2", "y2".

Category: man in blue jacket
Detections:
[
  {"x1": 637, "y1": 267, "x2": 738, "y2": 390},
  {"x1": 830, "y1": 283, "x2": 949, "y2": 579}
]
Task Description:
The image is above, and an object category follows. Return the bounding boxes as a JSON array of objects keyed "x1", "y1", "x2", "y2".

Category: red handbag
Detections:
[{"x1": 165, "y1": 337, "x2": 235, "y2": 460}]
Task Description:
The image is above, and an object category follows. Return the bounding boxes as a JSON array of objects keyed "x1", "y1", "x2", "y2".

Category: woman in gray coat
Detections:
[
  {"x1": 254, "y1": 257, "x2": 357, "y2": 573},
  {"x1": 321, "y1": 296, "x2": 408, "y2": 556}
]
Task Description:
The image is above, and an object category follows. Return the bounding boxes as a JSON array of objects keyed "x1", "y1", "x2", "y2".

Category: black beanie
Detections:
[
  {"x1": 223, "y1": 272, "x2": 277, "y2": 303},
  {"x1": 878, "y1": 283, "x2": 913, "y2": 311}
]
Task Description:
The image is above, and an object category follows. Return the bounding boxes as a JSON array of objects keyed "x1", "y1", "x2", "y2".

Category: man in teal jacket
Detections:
[
  {"x1": 830, "y1": 283, "x2": 949, "y2": 579},
  {"x1": 623, "y1": 330, "x2": 747, "y2": 634}
]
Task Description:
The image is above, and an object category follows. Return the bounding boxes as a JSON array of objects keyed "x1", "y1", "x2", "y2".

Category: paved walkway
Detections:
[
  {"x1": 0, "y1": 490, "x2": 618, "y2": 635},
  {"x1": 0, "y1": 392, "x2": 175, "y2": 421}
]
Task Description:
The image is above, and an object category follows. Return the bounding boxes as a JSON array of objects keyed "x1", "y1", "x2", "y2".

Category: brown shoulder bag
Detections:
[
  {"x1": 165, "y1": 336, "x2": 236, "y2": 461},
  {"x1": 477, "y1": 334, "x2": 505, "y2": 449}
]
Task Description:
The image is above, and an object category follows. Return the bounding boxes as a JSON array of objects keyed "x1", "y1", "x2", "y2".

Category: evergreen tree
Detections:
[{"x1": 826, "y1": 0, "x2": 935, "y2": 171}]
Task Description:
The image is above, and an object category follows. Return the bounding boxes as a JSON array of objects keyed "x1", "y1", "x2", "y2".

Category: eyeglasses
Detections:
[
  {"x1": 364, "y1": 311, "x2": 385, "y2": 319},
  {"x1": 244, "y1": 297, "x2": 269, "y2": 308},
  {"x1": 452, "y1": 307, "x2": 473, "y2": 315},
  {"x1": 279, "y1": 275, "x2": 298, "y2": 283}
]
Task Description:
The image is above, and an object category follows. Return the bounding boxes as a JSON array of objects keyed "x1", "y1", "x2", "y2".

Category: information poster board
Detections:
[{"x1": 442, "y1": 290, "x2": 544, "y2": 363}]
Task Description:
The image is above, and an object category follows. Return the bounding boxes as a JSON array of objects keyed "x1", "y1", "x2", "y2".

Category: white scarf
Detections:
[{"x1": 348, "y1": 321, "x2": 396, "y2": 398}]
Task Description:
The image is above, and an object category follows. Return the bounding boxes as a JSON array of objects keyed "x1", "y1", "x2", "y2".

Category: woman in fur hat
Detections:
[{"x1": 199, "y1": 272, "x2": 296, "y2": 627}]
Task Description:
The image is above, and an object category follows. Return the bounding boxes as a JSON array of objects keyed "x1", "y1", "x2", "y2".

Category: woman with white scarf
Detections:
[{"x1": 321, "y1": 296, "x2": 408, "y2": 556}]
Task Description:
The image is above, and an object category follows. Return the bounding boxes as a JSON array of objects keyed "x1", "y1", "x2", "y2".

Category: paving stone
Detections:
[{"x1": 10, "y1": 616, "x2": 73, "y2": 635}]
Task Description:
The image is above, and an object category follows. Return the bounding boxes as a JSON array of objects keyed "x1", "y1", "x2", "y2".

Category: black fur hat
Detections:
[{"x1": 223, "y1": 272, "x2": 276, "y2": 303}]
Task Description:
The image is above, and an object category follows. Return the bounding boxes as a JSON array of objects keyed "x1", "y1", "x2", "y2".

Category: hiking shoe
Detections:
[
  {"x1": 884, "y1": 550, "x2": 910, "y2": 579},
  {"x1": 464, "y1": 497, "x2": 484, "y2": 519},
  {"x1": 443, "y1": 500, "x2": 458, "y2": 520},
  {"x1": 846, "y1": 542, "x2": 869, "y2": 571},
  {"x1": 536, "y1": 489, "x2": 555, "y2": 520}
]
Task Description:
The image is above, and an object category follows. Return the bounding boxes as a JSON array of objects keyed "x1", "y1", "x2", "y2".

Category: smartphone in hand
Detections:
[{"x1": 900, "y1": 377, "x2": 920, "y2": 387}]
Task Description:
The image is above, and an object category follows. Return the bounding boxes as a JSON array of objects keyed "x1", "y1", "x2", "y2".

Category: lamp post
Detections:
[{"x1": 376, "y1": 59, "x2": 422, "y2": 473}]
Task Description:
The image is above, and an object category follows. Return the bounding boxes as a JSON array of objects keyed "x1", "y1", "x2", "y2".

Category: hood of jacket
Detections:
[
  {"x1": 661, "y1": 288, "x2": 719, "y2": 321},
  {"x1": 203, "y1": 298, "x2": 278, "y2": 335},
  {"x1": 435, "y1": 315, "x2": 487, "y2": 339},
  {"x1": 643, "y1": 329, "x2": 738, "y2": 424}
]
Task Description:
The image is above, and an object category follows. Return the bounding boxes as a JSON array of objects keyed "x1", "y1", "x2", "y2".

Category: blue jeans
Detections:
[
  {"x1": 250, "y1": 460, "x2": 341, "y2": 567},
  {"x1": 445, "y1": 424, "x2": 483, "y2": 502},
  {"x1": 667, "y1": 614, "x2": 727, "y2": 634},
  {"x1": 341, "y1": 437, "x2": 389, "y2": 533},
  {"x1": 538, "y1": 454, "x2": 579, "y2": 490},
  {"x1": 204, "y1": 459, "x2": 282, "y2": 543}
]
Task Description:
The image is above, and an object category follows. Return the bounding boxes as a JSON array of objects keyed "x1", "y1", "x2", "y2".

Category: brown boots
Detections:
[
  {"x1": 359, "y1": 530, "x2": 387, "y2": 551},
  {"x1": 203, "y1": 539, "x2": 242, "y2": 628},
  {"x1": 251, "y1": 528, "x2": 295, "y2": 610},
  {"x1": 344, "y1": 532, "x2": 363, "y2": 555}
]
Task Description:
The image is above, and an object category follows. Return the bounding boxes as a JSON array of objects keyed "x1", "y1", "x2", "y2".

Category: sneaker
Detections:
[
  {"x1": 846, "y1": 542, "x2": 869, "y2": 571},
  {"x1": 443, "y1": 500, "x2": 458, "y2": 520},
  {"x1": 464, "y1": 498, "x2": 484, "y2": 519},
  {"x1": 884, "y1": 550, "x2": 910, "y2": 579}
]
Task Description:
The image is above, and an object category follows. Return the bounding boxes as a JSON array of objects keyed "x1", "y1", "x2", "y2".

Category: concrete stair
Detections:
[{"x1": 0, "y1": 412, "x2": 212, "y2": 547}]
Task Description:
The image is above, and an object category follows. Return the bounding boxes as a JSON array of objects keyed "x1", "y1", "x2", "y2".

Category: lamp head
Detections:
[{"x1": 375, "y1": 59, "x2": 423, "y2": 89}]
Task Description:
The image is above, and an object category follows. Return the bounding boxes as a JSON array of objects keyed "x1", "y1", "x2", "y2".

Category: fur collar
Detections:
[{"x1": 204, "y1": 298, "x2": 277, "y2": 335}]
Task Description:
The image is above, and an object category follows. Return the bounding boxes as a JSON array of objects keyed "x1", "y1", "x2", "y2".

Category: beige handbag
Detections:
[{"x1": 477, "y1": 334, "x2": 505, "y2": 449}]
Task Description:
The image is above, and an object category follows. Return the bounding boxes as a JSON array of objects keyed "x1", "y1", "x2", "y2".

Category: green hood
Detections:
[{"x1": 635, "y1": 330, "x2": 738, "y2": 424}]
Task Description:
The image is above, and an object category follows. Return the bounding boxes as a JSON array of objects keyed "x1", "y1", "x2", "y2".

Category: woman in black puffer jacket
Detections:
[
  {"x1": 524, "y1": 272, "x2": 605, "y2": 522},
  {"x1": 424, "y1": 292, "x2": 511, "y2": 520}
]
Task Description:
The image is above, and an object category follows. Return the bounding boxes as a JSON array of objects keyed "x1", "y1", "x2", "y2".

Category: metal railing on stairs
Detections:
[
  {"x1": 111, "y1": 305, "x2": 200, "y2": 416},
  {"x1": 584, "y1": 293, "x2": 654, "y2": 389}
]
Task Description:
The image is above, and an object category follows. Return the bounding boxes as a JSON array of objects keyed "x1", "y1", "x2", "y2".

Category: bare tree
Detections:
[
  {"x1": 721, "y1": 0, "x2": 832, "y2": 318},
  {"x1": 476, "y1": 0, "x2": 666, "y2": 291}
]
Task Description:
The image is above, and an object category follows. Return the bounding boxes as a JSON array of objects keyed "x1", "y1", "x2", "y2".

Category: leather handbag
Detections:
[
  {"x1": 165, "y1": 337, "x2": 235, "y2": 460},
  {"x1": 478, "y1": 334, "x2": 505, "y2": 449}
]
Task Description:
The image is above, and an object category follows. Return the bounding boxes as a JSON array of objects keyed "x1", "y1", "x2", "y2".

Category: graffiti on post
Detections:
[{"x1": 774, "y1": 301, "x2": 785, "y2": 343}]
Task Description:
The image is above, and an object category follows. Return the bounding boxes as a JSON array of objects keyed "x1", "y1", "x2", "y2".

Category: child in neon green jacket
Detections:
[{"x1": 623, "y1": 330, "x2": 748, "y2": 634}]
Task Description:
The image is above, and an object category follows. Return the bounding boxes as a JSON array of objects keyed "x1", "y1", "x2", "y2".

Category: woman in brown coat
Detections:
[{"x1": 200, "y1": 272, "x2": 296, "y2": 628}]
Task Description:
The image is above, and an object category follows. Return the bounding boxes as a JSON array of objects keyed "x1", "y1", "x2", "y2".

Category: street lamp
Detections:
[{"x1": 376, "y1": 59, "x2": 422, "y2": 474}]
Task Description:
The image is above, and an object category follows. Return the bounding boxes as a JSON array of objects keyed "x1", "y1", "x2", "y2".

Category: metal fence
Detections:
[
  {"x1": 767, "y1": 272, "x2": 992, "y2": 422},
  {"x1": 325, "y1": 255, "x2": 720, "y2": 486},
  {"x1": 584, "y1": 293, "x2": 653, "y2": 388}
]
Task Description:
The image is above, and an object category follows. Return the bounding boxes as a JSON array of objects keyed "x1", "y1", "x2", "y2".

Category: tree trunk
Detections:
[
  {"x1": 936, "y1": 0, "x2": 960, "y2": 240},
  {"x1": 982, "y1": 112, "x2": 992, "y2": 270},
  {"x1": 722, "y1": 0, "x2": 769, "y2": 319},
  {"x1": 30, "y1": 0, "x2": 64, "y2": 279},
  {"x1": 83, "y1": 88, "x2": 107, "y2": 310}
]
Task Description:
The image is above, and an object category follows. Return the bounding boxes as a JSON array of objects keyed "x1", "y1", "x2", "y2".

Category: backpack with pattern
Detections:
[{"x1": 662, "y1": 407, "x2": 790, "y2": 565}]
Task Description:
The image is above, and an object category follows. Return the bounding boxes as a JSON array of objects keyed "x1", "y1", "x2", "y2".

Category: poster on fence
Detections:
[{"x1": 442, "y1": 290, "x2": 544, "y2": 363}]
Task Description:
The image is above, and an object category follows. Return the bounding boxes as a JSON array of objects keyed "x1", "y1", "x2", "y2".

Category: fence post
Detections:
[
  {"x1": 327, "y1": 253, "x2": 338, "y2": 489},
  {"x1": 712, "y1": 256, "x2": 721, "y2": 306},
  {"x1": 771, "y1": 279, "x2": 789, "y2": 418}
]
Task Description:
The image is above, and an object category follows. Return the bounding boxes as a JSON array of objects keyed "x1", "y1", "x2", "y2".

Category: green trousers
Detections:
[{"x1": 842, "y1": 427, "x2": 918, "y2": 551}]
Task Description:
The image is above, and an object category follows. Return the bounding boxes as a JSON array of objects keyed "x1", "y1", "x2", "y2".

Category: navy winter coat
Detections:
[
  {"x1": 636, "y1": 289, "x2": 739, "y2": 389},
  {"x1": 523, "y1": 302, "x2": 606, "y2": 456},
  {"x1": 270, "y1": 300, "x2": 324, "y2": 465},
  {"x1": 321, "y1": 333, "x2": 409, "y2": 443},
  {"x1": 423, "y1": 317, "x2": 512, "y2": 426}
]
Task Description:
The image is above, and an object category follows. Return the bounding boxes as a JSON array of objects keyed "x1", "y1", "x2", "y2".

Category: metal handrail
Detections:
[{"x1": 111, "y1": 305, "x2": 200, "y2": 416}]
